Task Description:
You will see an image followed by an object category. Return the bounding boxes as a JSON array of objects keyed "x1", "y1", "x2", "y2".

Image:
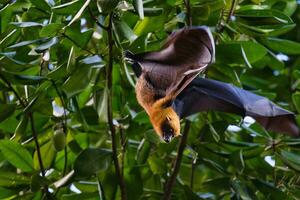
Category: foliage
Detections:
[{"x1": 0, "y1": 0, "x2": 300, "y2": 199}]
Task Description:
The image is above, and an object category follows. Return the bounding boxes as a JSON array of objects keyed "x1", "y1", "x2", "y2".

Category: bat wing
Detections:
[
  {"x1": 124, "y1": 26, "x2": 215, "y2": 96},
  {"x1": 173, "y1": 78, "x2": 299, "y2": 136},
  {"x1": 136, "y1": 26, "x2": 215, "y2": 66}
]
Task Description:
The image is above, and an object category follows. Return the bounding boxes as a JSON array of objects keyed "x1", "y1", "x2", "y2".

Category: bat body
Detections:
[
  {"x1": 125, "y1": 26, "x2": 299, "y2": 142},
  {"x1": 125, "y1": 26, "x2": 215, "y2": 142}
]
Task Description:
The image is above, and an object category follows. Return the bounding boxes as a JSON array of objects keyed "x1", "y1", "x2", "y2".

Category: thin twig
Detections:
[
  {"x1": 216, "y1": 0, "x2": 236, "y2": 39},
  {"x1": 0, "y1": 73, "x2": 26, "y2": 107},
  {"x1": 190, "y1": 157, "x2": 197, "y2": 190},
  {"x1": 87, "y1": 6, "x2": 109, "y2": 30},
  {"x1": 61, "y1": 32, "x2": 95, "y2": 55},
  {"x1": 106, "y1": 13, "x2": 127, "y2": 200},
  {"x1": 28, "y1": 113, "x2": 45, "y2": 176},
  {"x1": 163, "y1": 121, "x2": 191, "y2": 200}
]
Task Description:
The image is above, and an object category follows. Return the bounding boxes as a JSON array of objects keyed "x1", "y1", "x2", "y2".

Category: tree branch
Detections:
[
  {"x1": 163, "y1": 121, "x2": 191, "y2": 200},
  {"x1": 184, "y1": 0, "x2": 192, "y2": 26},
  {"x1": 106, "y1": 13, "x2": 127, "y2": 200},
  {"x1": 216, "y1": 0, "x2": 237, "y2": 39},
  {"x1": 120, "y1": 127, "x2": 127, "y2": 177}
]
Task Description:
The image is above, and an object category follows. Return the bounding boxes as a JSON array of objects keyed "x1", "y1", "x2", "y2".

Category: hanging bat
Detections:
[{"x1": 125, "y1": 26, "x2": 299, "y2": 142}]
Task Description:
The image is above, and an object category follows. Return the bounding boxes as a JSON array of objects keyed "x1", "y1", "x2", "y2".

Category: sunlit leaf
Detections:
[{"x1": 0, "y1": 140, "x2": 34, "y2": 172}]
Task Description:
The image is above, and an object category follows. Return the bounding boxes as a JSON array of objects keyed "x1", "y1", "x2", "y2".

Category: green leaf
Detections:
[
  {"x1": 0, "y1": 171, "x2": 30, "y2": 187},
  {"x1": 97, "y1": 0, "x2": 119, "y2": 14},
  {"x1": 216, "y1": 41, "x2": 267, "y2": 65},
  {"x1": 1, "y1": 71, "x2": 47, "y2": 85},
  {"x1": 0, "y1": 140, "x2": 34, "y2": 172},
  {"x1": 235, "y1": 9, "x2": 295, "y2": 36},
  {"x1": 133, "y1": 0, "x2": 144, "y2": 19},
  {"x1": 11, "y1": 115, "x2": 29, "y2": 142},
  {"x1": 40, "y1": 23, "x2": 64, "y2": 37},
  {"x1": 30, "y1": 174, "x2": 50, "y2": 192},
  {"x1": 0, "y1": 187, "x2": 15, "y2": 199},
  {"x1": 232, "y1": 179, "x2": 252, "y2": 200},
  {"x1": 34, "y1": 37, "x2": 59, "y2": 53},
  {"x1": 281, "y1": 150, "x2": 300, "y2": 166},
  {"x1": 11, "y1": 22, "x2": 43, "y2": 28},
  {"x1": 148, "y1": 155, "x2": 167, "y2": 174},
  {"x1": 252, "y1": 179, "x2": 287, "y2": 199},
  {"x1": 8, "y1": 38, "x2": 43, "y2": 48},
  {"x1": 67, "y1": 0, "x2": 91, "y2": 27},
  {"x1": 230, "y1": 150, "x2": 245, "y2": 173},
  {"x1": 293, "y1": 70, "x2": 300, "y2": 79},
  {"x1": 134, "y1": 16, "x2": 165, "y2": 36},
  {"x1": 74, "y1": 148, "x2": 112, "y2": 177},
  {"x1": 33, "y1": 140, "x2": 56, "y2": 170},
  {"x1": 61, "y1": 192, "x2": 99, "y2": 200},
  {"x1": 236, "y1": 9, "x2": 293, "y2": 23},
  {"x1": 292, "y1": 92, "x2": 300, "y2": 113},
  {"x1": 260, "y1": 38, "x2": 300, "y2": 55},
  {"x1": 143, "y1": 8, "x2": 163, "y2": 16},
  {"x1": 95, "y1": 88, "x2": 108, "y2": 122},
  {"x1": 62, "y1": 65, "x2": 92, "y2": 97},
  {"x1": 113, "y1": 19, "x2": 138, "y2": 44},
  {"x1": 29, "y1": 0, "x2": 51, "y2": 11},
  {"x1": 0, "y1": 103, "x2": 16, "y2": 123},
  {"x1": 52, "y1": 0, "x2": 84, "y2": 15},
  {"x1": 64, "y1": 28, "x2": 93, "y2": 49}
]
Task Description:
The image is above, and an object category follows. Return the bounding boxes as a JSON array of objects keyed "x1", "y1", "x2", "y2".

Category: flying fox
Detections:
[{"x1": 125, "y1": 26, "x2": 299, "y2": 143}]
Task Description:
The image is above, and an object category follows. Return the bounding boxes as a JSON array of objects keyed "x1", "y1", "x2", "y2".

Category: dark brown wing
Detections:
[
  {"x1": 174, "y1": 78, "x2": 299, "y2": 136},
  {"x1": 138, "y1": 27, "x2": 214, "y2": 66},
  {"x1": 124, "y1": 26, "x2": 215, "y2": 96}
]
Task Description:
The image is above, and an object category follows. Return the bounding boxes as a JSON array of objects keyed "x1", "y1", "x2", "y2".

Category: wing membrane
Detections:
[{"x1": 174, "y1": 78, "x2": 299, "y2": 136}]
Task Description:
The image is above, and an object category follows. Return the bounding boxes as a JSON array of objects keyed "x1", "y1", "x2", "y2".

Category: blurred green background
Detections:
[{"x1": 0, "y1": 0, "x2": 300, "y2": 199}]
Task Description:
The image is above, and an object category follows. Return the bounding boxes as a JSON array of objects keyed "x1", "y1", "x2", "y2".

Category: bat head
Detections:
[{"x1": 149, "y1": 98, "x2": 180, "y2": 143}]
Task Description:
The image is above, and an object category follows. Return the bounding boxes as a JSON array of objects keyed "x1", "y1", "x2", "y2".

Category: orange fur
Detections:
[{"x1": 135, "y1": 75, "x2": 181, "y2": 138}]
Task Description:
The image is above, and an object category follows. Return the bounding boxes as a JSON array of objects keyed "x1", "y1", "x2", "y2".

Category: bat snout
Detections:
[{"x1": 163, "y1": 133, "x2": 174, "y2": 143}]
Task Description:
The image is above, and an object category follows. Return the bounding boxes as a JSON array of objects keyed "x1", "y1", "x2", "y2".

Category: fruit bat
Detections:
[{"x1": 125, "y1": 26, "x2": 299, "y2": 142}]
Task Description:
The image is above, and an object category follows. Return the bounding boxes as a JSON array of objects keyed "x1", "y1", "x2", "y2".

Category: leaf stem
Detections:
[
  {"x1": 163, "y1": 121, "x2": 191, "y2": 200},
  {"x1": 106, "y1": 13, "x2": 127, "y2": 200}
]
